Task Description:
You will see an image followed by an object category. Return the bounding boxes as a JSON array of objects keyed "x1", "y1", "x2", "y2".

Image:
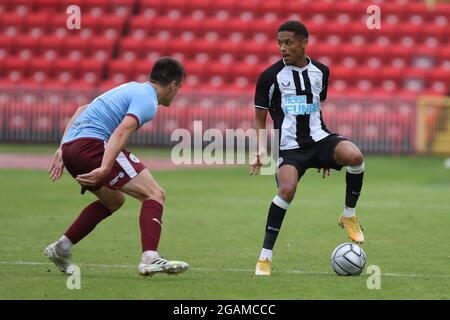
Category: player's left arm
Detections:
[{"x1": 75, "y1": 116, "x2": 138, "y2": 186}]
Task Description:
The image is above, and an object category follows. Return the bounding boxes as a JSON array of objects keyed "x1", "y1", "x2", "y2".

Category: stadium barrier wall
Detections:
[{"x1": 0, "y1": 88, "x2": 422, "y2": 154}]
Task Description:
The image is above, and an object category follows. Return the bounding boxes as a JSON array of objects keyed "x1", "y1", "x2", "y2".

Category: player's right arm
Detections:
[
  {"x1": 49, "y1": 104, "x2": 89, "y2": 182},
  {"x1": 250, "y1": 71, "x2": 272, "y2": 176},
  {"x1": 75, "y1": 91, "x2": 156, "y2": 187},
  {"x1": 250, "y1": 108, "x2": 268, "y2": 175},
  {"x1": 75, "y1": 115, "x2": 138, "y2": 187}
]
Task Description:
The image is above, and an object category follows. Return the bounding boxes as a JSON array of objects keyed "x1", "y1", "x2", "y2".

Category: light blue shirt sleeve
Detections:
[{"x1": 126, "y1": 92, "x2": 158, "y2": 127}]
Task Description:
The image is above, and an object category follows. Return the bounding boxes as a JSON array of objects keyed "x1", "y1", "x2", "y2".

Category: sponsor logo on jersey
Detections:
[
  {"x1": 284, "y1": 95, "x2": 321, "y2": 115},
  {"x1": 281, "y1": 81, "x2": 291, "y2": 87},
  {"x1": 109, "y1": 171, "x2": 125, "y2": 186},
  {"x1": 72, "y1": 119, "x2": 91, "y2": 128},
  {"x1": 129, "y1": 154, "x2": 140, "y2": 163},
  {"x1": 314, "y1": 78, "x2": 322, "y2": 89}
]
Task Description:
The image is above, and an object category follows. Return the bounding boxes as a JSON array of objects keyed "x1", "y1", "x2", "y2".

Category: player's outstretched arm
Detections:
[
  {"x1": 75, "y1": 115, "x2": 138, "y2": 186},
  {"x1": 48, "y1": 104, "x2": 88, "y2": 182},
  {"x1": 250, "y1": 108, "x2": 268, "y2": 176}
]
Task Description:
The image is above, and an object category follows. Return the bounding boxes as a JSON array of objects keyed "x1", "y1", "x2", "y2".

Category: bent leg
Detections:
[
  {"x1": 54, "y1": 187, "x2": 125, "y2": 258},
  {"x1": 63, "y1": 187, "x2": 125, "y2": 245},
  {"x1": 334, "y1": 141, "x2": 365, "y2": 211},
  {"x1": 121, "y1": 169, "x2": 165, "y2": 204},
  {"x1": 334, "y1": 140, "x2": 365, "y2": 243},
  {"x1": 121, "y1": 169, "x2": 166, "y2": 254},
  {"x1": 334, "y1": 140, "x2": 364, "y2": 167}
]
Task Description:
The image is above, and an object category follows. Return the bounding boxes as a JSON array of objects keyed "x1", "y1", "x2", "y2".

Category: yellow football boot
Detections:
[
  {"x1": 255, "y1": 258, "x2": 272, "y2": 276},
  {"x1": 338, "y1": 215, "x2": 365, "y2": 244}
]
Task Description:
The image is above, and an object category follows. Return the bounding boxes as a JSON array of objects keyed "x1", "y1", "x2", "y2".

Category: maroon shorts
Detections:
[{"x1": 61, "y1": 138, "x2": 146, "y2": 193}]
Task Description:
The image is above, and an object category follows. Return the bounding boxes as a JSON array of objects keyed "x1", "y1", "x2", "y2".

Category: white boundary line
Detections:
[{"x1": 1, "y1": 260, "x2": 449, "y2": 279}]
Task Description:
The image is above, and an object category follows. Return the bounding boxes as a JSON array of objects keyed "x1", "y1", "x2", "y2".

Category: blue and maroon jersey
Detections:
[{"x1": 62, "y1": 81, "x2": 158, "y2": 143}]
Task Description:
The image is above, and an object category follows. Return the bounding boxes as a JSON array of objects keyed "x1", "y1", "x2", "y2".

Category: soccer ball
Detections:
[{"x1": 331, "y1": 242, "x2": 366, "y2": 276}]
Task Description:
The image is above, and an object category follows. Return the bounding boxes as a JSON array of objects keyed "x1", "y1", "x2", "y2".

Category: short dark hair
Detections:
[
  {"x1": 149, "y1": 57, "x2": 185, "y2": 86},
  {"x1": 278, "y1": 20, "x2": 309, "y2": 39}
]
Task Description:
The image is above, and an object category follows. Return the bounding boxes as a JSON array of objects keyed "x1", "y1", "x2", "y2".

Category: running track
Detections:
[{"x1": 0, "y1": 153, "x2": 208, "y2": 171}]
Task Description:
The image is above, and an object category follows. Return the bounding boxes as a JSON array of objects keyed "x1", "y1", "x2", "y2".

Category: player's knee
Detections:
[
  {"x1": 348, "y1": 151, "x2": 364, "y2": 166},
  {"x1": 104, "y1": 194, "x2": 126, "y2": 213},
  {"x1": 143, "y1": 187, "x2": 166, "y2": 204},
  {"x1": 278, "y1": 185, "x2": 296, "y2": 202}
]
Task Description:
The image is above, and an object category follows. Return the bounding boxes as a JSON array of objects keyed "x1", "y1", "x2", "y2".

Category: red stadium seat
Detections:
[
  {"x1": 183, "y1": 61, "x2": 206, "y2": 80},
  {"x1": 151, "y1": 17, "x2": 179, "y2": 36},
  {"x1": 177, "y1": 19, "x2": 200, "y2": 36},
  {"x1": 30, "y1": 58, "x2": 54, "y2": 78},
  {"x1": 15, "y1": 35, "x2": 39, "y2": 54},
  {"x1": 186, "y1": 0, "x2": 210, "y2": 11},
  {"x1": 9, "y1": 0, "x2": 33, "y2": 12},
  {"x1": 424, "y1": 24, "x2": 449, "y2": 42},
  {"x1": 230, "y1": 62, "x2": 260, "y2": 83},
  {"x1": 210, "y1": 0, "x2": 234, "y2": 12},
  {"x1": 54, "y1": 58, "x2": 79, "y2": 79},
  {"x1": 4, "y1": 57, "x2": 29, "y2": 76},
  {"x1": 90, "y1": 37, "x2": 116, "y2": 59},
  {"x1": 143, "y1": 38, "x2": 169, "y2": 56},
  {"x1": 109, "y1": 60, "x2": 135, "y2": 80},
  {"x1": 81, "y1": 59, "x2": 106, "y2": 80},
  {"x1": 233, "y1": 0, "x2": 259, "y2": 16},
  {"x1": 200, "y1": 18, "x2": 225, "y2": 36},
  {"x1": 80, "y1": 15, "x2": 98, "y2": 34},
  {"x1": 216, "y1": 40, "x2": 243, "y2": 58},
  {"x1": 33, "y1": 0, "x2": 61, "y2": 11},
  {"x1": 63, "y1": 36, "x2": 89, "y2": 56},
  {"x1": 120, "y1": 37, "x2": 144, "y2": 58},
  {"x1": 139, "y1": 0, "x2": 165, "y2": 11},
  {"x1": 38, "y1": 36, "x2": 63, "y2": 55},
  {"x1": 129, "y1": 15, "x2": 153, "y2": 34},
  {"x1": 166, "y1": 38, "x2": 195, "y2": 56},
  {"x1": 101, "y1": 15, "x2": 126, "y2": 34},
  {"x1": 222, "y1": 18, "x2": 249, "y2": 37},
  {"x1": 1, "y1": 14, "x2": 24, "y2": 32},
  {"x1": 23, "y1": 12, "x2": 50, "y2": 33},
  {"x1": 190, "y1": 38, "x2": 218, "y2": 58},
  {"x1": 429, "y1": 70, "x2": 450, "y2": 83},
  {"x1": 0, "y1": 35, "x2": 13, "y2": 54},
  {"x1": 50, "y1": 15, "x2": 71, "y2": 34},
  {"x1": 84, "y1": 0, "x2": 109, "y2": 12},
  {"x1": 133, "y1": 60, "x2": 153, "y2": 81}
]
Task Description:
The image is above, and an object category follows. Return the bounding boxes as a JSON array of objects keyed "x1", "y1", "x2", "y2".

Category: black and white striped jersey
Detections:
[{"x1": 254, "y1": 57, "x2": 331, "y2": 150}]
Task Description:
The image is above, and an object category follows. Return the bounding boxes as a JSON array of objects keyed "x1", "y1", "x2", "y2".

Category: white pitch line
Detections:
[{"x1": 1, "y1": 260, "x2": 449, "y2": 279}]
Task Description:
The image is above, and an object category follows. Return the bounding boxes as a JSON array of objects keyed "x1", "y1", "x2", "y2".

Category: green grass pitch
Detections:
[{"x1": 0, "y1": 154, "x2": 449, "y2": 299}]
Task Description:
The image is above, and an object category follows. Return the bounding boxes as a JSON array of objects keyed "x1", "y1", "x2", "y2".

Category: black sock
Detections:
[
  {"x1": 262, "y1": 196, "x2": 289, "y2": 250},
  {"x1": 345, "y1": 171, "x2": 364, "y2": 208}
]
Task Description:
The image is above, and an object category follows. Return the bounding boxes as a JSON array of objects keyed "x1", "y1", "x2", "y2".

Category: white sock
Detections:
[
  {"x1": 343, "y1": 206, "x2": 356, "y2": 218},
  {"x1": 56, "y1": 235, "x2": 72, "y2": 256},
  {"x1": 259, "y1": 248, "x2": 273, "y2": 261},
  {"x1": 141, "y1": 250, "x2": 159, "y2": 263}
]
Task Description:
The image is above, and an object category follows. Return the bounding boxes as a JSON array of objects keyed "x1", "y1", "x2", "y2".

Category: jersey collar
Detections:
[{"x1": 283, "y1": 56, "x2": 311, "y2": 71}]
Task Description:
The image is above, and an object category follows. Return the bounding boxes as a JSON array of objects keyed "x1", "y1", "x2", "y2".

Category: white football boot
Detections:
[
  {"x1": 139, "y1": 256, "x2": 189, "y2": 277},
  {"x1": 43, "y1": 242, "x2": 75, "y2": 275}
]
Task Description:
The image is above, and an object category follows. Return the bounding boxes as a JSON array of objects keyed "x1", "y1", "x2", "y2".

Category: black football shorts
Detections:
[{"x1": 277, "y1": 134, "x2": 349, "y2": 179}]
